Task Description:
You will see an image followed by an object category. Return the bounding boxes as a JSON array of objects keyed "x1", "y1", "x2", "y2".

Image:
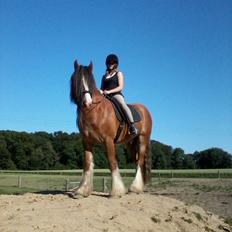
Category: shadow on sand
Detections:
[{"x1": 31, "y1": 190, "x2": 110, "y2": 199}]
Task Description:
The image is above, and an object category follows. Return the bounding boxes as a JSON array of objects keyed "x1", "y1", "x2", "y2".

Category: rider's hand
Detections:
[{"x1": 103, "y1": 90, "x2": 110, "y2": 95}]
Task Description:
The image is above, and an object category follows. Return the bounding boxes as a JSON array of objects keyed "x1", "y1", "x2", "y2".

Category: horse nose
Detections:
[{"x1": 85, "y1": 101, "x2": 92, "y2": 108}]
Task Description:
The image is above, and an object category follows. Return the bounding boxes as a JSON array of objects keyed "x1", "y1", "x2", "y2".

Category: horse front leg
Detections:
[
  {"x1": 105, "y1": 138, "x2": 127, "y2": 196},
  {"x1": 73, "y1": 147, "x2": 94, "y2": 197}
]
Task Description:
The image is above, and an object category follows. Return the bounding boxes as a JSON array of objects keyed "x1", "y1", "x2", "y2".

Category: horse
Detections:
[{"x1": 70, "y1": 60, "x2": 152, "y2": 197}]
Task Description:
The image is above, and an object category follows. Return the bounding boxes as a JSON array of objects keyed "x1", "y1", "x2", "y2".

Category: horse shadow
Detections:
[
  {"x1": 34, "y1": 190, "x2": 66, "y2": 195},
  {"x1": 34, "y1": 190, "x2": 110, "y2": 199}
]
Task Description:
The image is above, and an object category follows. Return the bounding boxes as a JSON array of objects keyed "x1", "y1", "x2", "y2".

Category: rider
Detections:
[{"x1": 100, "y1": 54, "x2": 138, "y2": 135}]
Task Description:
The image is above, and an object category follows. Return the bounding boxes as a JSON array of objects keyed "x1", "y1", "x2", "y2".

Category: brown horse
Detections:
[{"x1": 70, "y1": 60, "x2": 152, "y2": 197}]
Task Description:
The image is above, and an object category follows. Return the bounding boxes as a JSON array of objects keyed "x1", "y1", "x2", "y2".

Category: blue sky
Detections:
[{"x1": 0, "y1": 0, "x2": 231, "y2": 154}]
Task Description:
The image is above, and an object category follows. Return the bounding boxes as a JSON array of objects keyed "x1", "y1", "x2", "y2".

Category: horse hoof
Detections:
[
  {"x1": 72, "y1": 187, "x2": 91, "y2": 198},
  {"x1": 129, "y1": 185, "x2": 143, "y2": 194},
  {"x1": 110, "y1": 189, "x2": 127, "y2": 197}
]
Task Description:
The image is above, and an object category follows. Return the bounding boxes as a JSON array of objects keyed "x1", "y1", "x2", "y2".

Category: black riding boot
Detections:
[{"x1": 128, "y1": 123, "x2": 138, "y2": 135}]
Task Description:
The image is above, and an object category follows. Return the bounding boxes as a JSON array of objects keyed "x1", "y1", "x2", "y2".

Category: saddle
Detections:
[{"x1": 105, "y1": 95, "x2": 141, "y2": 143}]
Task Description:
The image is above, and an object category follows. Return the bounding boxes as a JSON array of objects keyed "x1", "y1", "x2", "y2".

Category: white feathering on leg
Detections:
[
  {"x1": 111, "y1": 167, "x2": 126, "y2": 196},
  {"x1": 75, "y1": 154, "x2": 94, "y2": 197},
  {"x1": 129, "y1": 165, "x2": 144, "y2": 193}
]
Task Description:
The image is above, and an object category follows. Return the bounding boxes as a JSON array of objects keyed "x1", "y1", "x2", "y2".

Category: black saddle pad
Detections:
[
  {"x1": 128, "y1": 105, "x2": 141, "y2": 122},
  {"x1": 106, "y1": 95, "x2": 141, "y2": 123}
]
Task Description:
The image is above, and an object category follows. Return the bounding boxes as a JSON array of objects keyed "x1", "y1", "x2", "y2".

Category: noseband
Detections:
[{"x1": 82, "y1": 90, "x2": 92, "y2": 97}]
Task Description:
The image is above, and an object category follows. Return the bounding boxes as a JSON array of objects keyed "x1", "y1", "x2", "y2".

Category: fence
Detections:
[
  {"x1": 154, "y1": 170, "x2": 226, "y2": 179},
  {"x1": 1, "y1": 169, "x2": 232, "y2": 178},
  {"x1": 0, "y1": 174, "x2": 111, "y2": 194},
  {"x1": 0, "y1": 169, "x2": 232, "y2": 194}
]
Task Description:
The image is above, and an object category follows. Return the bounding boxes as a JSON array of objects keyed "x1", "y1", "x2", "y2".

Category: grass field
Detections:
[
  {"x1": 0, "y1": 169, "x2": 231, "y2": 195},
  {"x1": 0, "y1": 173, "x2": 134, "y2": 195},
  {"x1": 1, "y1": 168, "x2": 232, "y2": 176}
]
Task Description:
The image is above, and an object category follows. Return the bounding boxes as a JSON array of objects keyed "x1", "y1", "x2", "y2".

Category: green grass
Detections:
[
  {"x1": 0, "y1": 174, "x2": 81, "y2": 194},
  {"x1": 151, "y1": 169, "x2": 232, "y2": 178},
  {"x1": 1, "y1": 169, "x2": 232, "y2": 178},
  {"x1": 0, "y1": 168, "x2": 232, "y2": 195},
  {"x1": 0, "y1": 186, "x2": 38, "y2": 195},
  {"x1": 0, "y1": 173, "x2": 135, "y2": 195}
]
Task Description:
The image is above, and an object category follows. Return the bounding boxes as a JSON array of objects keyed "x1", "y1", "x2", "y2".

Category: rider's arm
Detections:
[{"x1": 100, "y1": 76, "x2": 104, "y2": 94}]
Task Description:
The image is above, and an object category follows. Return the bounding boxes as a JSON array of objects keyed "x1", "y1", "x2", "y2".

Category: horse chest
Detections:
[{"x1": 79, "y1": 119, "x2": 99, "y2": 139}]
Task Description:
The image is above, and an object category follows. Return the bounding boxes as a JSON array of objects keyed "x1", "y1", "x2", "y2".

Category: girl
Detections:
[{"x1": 100, "y1": 54, "x2": 138, "y2": 135}]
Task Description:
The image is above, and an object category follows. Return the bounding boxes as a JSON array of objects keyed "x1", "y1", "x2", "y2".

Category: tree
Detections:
[
  {"x1": 171, "y1": 148, "x2": 184, "y2": 169},
  {"x1": 182, "y1": 154, "x2": 196, "y2": 169},
  {"x1": 93, "y1": 145, "x2": 108, "y2": 168},
  {"x1": 0, "y1": 130, "x2": 231, "y2": 170},
  {"x1": 13, "y1": 144, "x2": 29, "y2": 169},
  {"x1": 28, "y1": 141, "x2": 57, "y2": 170},
  {"x1": 194, "y1": 148, "x2": 232, "y2": 169},
  {"x1": 151, "y1": 141, "x2": 173, "y2": 169},
  {"x1": 151, "y1": 144, "x2": 167, "y2": 169},
  {"x1": 52, "y1": 132, "x2": 83, "y2": 169},
  {"x1": 0, "y1": 139, "x2": 16, "y2": 169},
  {"x1": 115, "y1": 145, "x2": 126, "y2": 168}
]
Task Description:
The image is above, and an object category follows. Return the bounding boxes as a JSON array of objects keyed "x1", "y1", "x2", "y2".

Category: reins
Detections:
[
  {"x1": 92, "y1": 94, "x2": 104, "y2": 104},
  {"x1": 81, "y1": 93, "x2": 105, "y2": 113}
]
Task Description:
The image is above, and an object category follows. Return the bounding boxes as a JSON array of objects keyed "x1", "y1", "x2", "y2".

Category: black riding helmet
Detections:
[{"x1": 105, "y1": 54, "x2": 119, "y2": 67}]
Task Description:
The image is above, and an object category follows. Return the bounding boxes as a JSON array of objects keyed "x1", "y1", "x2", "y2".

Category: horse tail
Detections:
[{"x1": 144, "y1": 142, "x2": 152, "y2": 184}]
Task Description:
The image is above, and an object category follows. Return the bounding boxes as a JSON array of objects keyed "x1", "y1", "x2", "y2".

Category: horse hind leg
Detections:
[
  {"x1": 73, "y1": 148, "x2": 94, "y2": 197},
  {"x1": 129, "y1": 136, "x2": 150, "y2": 193},
  {"x1": 105, "y1": 138, "x2": 127, "y2": 196}
]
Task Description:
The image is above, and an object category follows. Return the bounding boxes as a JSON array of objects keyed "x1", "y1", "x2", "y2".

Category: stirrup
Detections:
[{"x1": 128, "y1": 125, "x2": 138, "y2": 135}]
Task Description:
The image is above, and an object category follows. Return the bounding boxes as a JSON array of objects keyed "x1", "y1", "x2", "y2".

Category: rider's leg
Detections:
[{"x1": 112, "y1": 94, "x2": 138, "y2": 135}]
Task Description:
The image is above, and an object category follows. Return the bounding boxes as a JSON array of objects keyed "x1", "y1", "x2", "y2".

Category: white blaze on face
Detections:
[{"x1": 82, "y1": 76, "x2": 92, "y2": 106}]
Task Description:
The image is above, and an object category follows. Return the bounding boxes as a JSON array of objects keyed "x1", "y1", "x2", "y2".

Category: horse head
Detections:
[{"x1": 70, "y1": 60, "x2": 96, "y2": 109}]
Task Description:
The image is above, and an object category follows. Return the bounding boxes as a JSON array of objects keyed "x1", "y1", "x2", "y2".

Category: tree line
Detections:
[{"x1": 0, "y1": 130, "x2": 231, "y2": 170}]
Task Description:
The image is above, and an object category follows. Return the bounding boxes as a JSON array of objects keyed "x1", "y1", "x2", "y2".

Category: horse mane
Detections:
[{"x1": 70, "y1": 63, "x2": 96, "y2": 110}]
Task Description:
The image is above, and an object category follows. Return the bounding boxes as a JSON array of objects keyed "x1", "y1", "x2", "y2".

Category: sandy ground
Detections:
[
  {"x1": 149, "y1": 178, "x2": 232, "y2": 219},
  {"x1": 0, "y1": 192, "x2": 231, "y2": 232}
]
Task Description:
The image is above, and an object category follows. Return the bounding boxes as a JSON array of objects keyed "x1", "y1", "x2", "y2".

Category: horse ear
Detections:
[
  {"x1": 74, "y1": 60, "x2": 78, "y2": 70},
  {"x1": 88, "y1": 61, "x2": 93, "y2": 73}
]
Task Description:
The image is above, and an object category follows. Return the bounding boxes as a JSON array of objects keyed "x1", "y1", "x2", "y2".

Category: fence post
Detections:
[
  {"x1": 218, "y1": 170, "x2": 221, "y2": 179},
  {"x1": 103, "y1": 177, "x2": 108, "y2": 192},
  {"x1": 158, "y1": 172, "x2": 161, "y2": 181},
  {"x1": 66, "y1": 179, "x2": 69, "y2": 191},
  {"x1": 171, "y1": 171, "x2": 174, "y2": 179},
  {"x1": 18, "y1": 176, "x2": 22, "y2": 188}
]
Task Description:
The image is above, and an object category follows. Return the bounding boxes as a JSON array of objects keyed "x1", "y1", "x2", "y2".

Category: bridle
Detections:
[
  {"x1": 82, "y1": 90, "x2": 92, "y2": 97},
  {"x1": 81, "y1": 89, "x2": 104, "y2": 111}
]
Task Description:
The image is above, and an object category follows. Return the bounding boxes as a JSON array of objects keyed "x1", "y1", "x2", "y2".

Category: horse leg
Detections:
[
  {"x1": 73, "y1": 146, "x2": 94, "y2": 197},
  {"x1": 126, "y1": 138, "x2": 139, "y2": 164},
  {"x1": 129, "y1": 136, "x2": 149, "y2": 193},
  {"x1": 105, "y1": 138, "x2": 127, "y2": 196}
]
